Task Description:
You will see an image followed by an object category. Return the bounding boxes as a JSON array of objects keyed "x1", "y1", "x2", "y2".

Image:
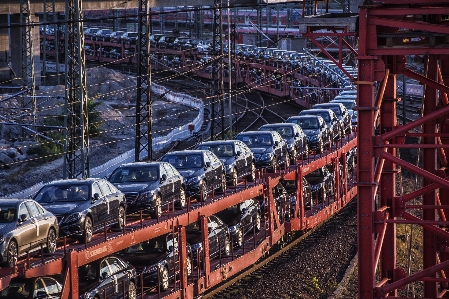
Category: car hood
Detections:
[
  {"x1": 40, "y1": 201, "x2": 88, "y2": 216},
  {"x1": 0, "y1": 222, "x2": 17, "y2": 233},
  {"x1": 119, "y1": 251, "x2": 166, "y2": 271},
  {"x1": 219, "y1": 157, "x2": 236, "y2": 166},
  {"x1": 178, "y1": 169, "x2": 202, "y2": 178},
  {"x1": 249, "y1": 147, "x2": 271, "y2": 154},
  {"x1": 113, "y1": 182, "x2": 159, "y2": 193},
  {"x1": 304, "y1": 129, "x2": 320, "y2": 136}
]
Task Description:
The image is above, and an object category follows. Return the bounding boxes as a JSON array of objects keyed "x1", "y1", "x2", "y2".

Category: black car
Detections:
[
  {"x1": 84, "y1": 27, "x2": 100, "y2": 40},
  {"x1": 108, "y1": 162, "x2": 186, "y2": 218},
  {"x1": 0, "y1": 199, "x2": 59, "y2": 267},
  {"x1": 186, "y1": 215, "x2": 231, "y2": 267},
  {"x1": 164, "y1": 36, "x2": 179, "y2": 49},
  {"x1": 281, "y1": 177, "x2": 313, "y2": 214},
  {"x1": 121, "y1": 32, "x2": 138, "y2": 45},
  {"x1": 236, "y1": 130, "x2": 289, "y2": 172},
  {"x1": 118, "y1": 233, "x2": 192, "y2": 291},
  {"x1": 304, "y1": 166, "x2": 335, "y2": 203},
  {"x1": 79, "y1": 256, "x2": 137, "y2": 299},
  {"x1": 95, "y1": 29, "x2": 113, "y2": 41},
  {"x1": 174, "y1": 37, "x2": 194, "y2": 50},
  {"x1": 0, "y1": 276, "x2": 62, "y2": 299},
  {"x1": 160, "y1": 150, "x2": 226, "y2": 200},
  {"x1": 259, "y1": 123, "x2": 309, "y2": 163},
  {"x1": 151, "y1": 34, "x2": 166, "y2": 48},
  {"x1": 195, "y1": 140, "x2": 256, "y2": 186},
  {"x1": 110, "y1": 31, "x2": 126, "y2": 43},
  {"x1": 285, "y1": 115, "x2": 332, "y2": 154},
  {"x1": 312, "y1": 102, "x2": 352, "y2": 135},
  {"x1": 259, "y1": 182, "x2": 291, "y2": 222},
  {"x1": 299, "y1": 109, "x2": 342, "y2": 142},
  {"x1": 33, "y1": 178, "x2": 126, "y2": 243},
  {"x1": 216, "y1": 198, "x2": 261, "y2": 247}
]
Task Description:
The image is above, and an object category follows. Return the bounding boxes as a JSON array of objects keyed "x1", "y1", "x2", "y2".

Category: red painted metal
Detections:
[{"x1": 359, "y1": 1, "x2": 449, "y2": 298}]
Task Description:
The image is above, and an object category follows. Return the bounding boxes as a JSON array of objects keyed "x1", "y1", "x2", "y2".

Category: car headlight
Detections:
[
  {"x1": 260, "y1": 153, "x2": 272, "y2": 160},
  {"x1": 308, "y1": 135, "x2": 318, "y2": 141},
  {"x1": 64, "y1": 212, "x2": 82, "y2": 223},
  {"x1": 186, "y1": 176, "x2": 201, "y2": 185},
  {"x1": 81, "y1": 292, "x2": 95, "y2": 299},
  {"x1": 137, "y1": 191, "x2": 156, "y2": 202}
]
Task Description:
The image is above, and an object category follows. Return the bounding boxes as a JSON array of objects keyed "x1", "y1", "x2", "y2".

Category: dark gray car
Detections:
[
  {"x1": 0, "y1": 199, "x2": 59, "y2": 267},
  {"x1": 108, "y1": 162, "x2": 186, "y2": 218},
  {"x1": 259, "y1": 123, "x2": 308, "y2": 163},
  {"x1": 299, "y1": 109, "x2": 342, "y2": 142},
  {"x1": 34, "y1": 178, "x2": 126, "y2": 243},
  {"x1": 286, "y1": 115, "x2": 332, "y2": 153},
  {"x1": 161, "y1": 150, "x2": 226, "y2": 200},
  {"x1": 312, "y1": 102, "x2": 352, "y2": 135},
  {"x1": 195, "y1": 140, "x2": 256, "y2": 186}
]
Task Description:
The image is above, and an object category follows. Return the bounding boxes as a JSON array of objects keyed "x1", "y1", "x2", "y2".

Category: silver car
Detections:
[{"x1": 0, "y1": 199, "x2": 59, "y2": 267}]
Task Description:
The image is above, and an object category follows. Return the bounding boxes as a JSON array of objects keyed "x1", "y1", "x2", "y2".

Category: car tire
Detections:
[
  {"x1": 254, "y1": 213, "x2": 261, "y2": 232},
  {"x1": 82, "y1": 217, "x2": 93, "y2": 243},
  {"x1": 223, "y1": 237, "x2": 231, "y2": 257},
  {"x1": 246, "y1": 162, "x2": 256, "y2": 182},
  {"x1": 6, "y1": 240, "x2": 18, "y2": 267},
  {"x1": 176, "y1": 188, "x2": 186, "y2": 209},
  {"x1": 199, "y1": 180, "x2": 207, "y2": 202},
  {"x1": 159, "y1": 266, "x2": 169, "y2": 291},
  {"x1": 270, "y1": 158, "x2": 277, "y2": 173},
  {"x1": 235, "y1": 229, "x2": 243, "y2": 248},
  {"x1": 302, "y1": 144, "x2": 309, "y2": 159},
  {"x1": 45, "y1": 228, "x2": 57, "y2": 254},
  {"x1": 150, "y1": 194, "x2": 162, "y2": 219},
  {"x1": 218, "y1": 173, "x2": 227, "y2": 193},
  {"x1": 117, "y1": 205, "x2": 126, "y2": 229},
  {"x1": 186, "y1": 256, "x2": 192, "y2": 276},
  {"x1": 284, "y1": 153, "x2": 290, "y2": 168},
  {"x1": 290, "y1": 150, "x2": 297, "y2": 164},
  {"x1": 229, "y1": 168, "x2": 238, "y2": 187},
  {"x1": 128, "y1": 281, "x2": 137, "y2": 299}
]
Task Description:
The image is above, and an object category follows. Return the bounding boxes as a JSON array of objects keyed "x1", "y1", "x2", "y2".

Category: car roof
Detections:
[
  {"x1": 165, "y1": 150, "x2": 209, "y2": 155},
  {"x1": 45, "y1": 178, "x2": 101, "y2": 185},
  {"x1": 198, "y1": 140, "x2": 239, "y2": 145},
  {"x1": 237, "y1": 130, "x2": 275, "y2": 135},
  {"x1": 301, "y1": 108, "x2": 334, "y2": 114},
  {"x1": 118, "y1": 161, "x2": 166, "y2": 167},
  {"x1": 0, "y1": 198, "x2": 28, "y2": 205},
  {"x1": 313, "y1": 103, "x2": 345, "y2": 109},
  {"x1": 260, "y1": 123, "x2": 297, "y2": 128}
]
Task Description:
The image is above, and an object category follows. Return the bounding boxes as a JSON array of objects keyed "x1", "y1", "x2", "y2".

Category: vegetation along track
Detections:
[{"x1": 203, "y1": 199, "x2": 358, "y2": 299}]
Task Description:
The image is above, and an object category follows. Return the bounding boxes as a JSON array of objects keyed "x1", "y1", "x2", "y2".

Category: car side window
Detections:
[
  {"x1": 25, "y1": 201, "x2": 41, "y2": 217},
  {"x1": 18, "y1": 203, "x2": 31, "y2": 220},
  {"x1": 33, "y1": 277, "x2": 62, "y2": 298},
  {"x1": 100, "y1": 259, "x2": 112, "y2": 278},
  {"x1": 204, "y1": 152, "x2": 212, "y2": 164},
  {"x1": 105, "y1": 181, "x2": 118, "y2": 194},
  {"x1": 107, "y1": 257, "x2": 124, "y2": 275},
  {"x1": 169, "y1": 164, "x2": 180, "y2": 176},
  {"x1": 161, "y1": 164, "x2": 172, "y2": 178},
  {"x1": 92, "y1": 182, "x2": 102, "y2": 197}
]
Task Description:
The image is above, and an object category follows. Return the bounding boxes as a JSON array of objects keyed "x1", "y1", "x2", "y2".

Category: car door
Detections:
[
  {"x1": 24, "y1": 201, "x2": 48, "y2": 245},
  {"x1": 91, "y1": 182, "x2": 109, "y2": 230},
  {"x1": 169, "y1": 164, "x2": 183, "y2": 201},
  {"x1": 98, "y1": 180, "x2": 118, "y2": 225},
  {"x1": 239, "y1": 142, "x2": 254, "y2": 177},
  {"x1": 205, "y1": 152, "x2": 220, "y2": 190},
  {"x1": 97, "y1": 258, "x2": 115, "y2": 298},
  {"x1": 239, "y1": 200, "x2": 253, "y2": 235},
  {"x1": 161, "y1": 164, "x2": 175, "y2": 203},
  {"x1": 16, "y1": 202, "x2": 39, "y2": 254},
  {"x1": 166, "y1": 233, "x2": 179, "y2": 275},
  {"x1": 233, "y1": 142, "x2": 247, "y2": 178},
  {"x1": 272, "y1": 133, "x2": 284, "y2": 164},
  {"x1": 107, "y1": 257, "x2": 129, "y2": 298},
  {"x1": 207, "y1": 216, "x2": 221, "y2": 259}
]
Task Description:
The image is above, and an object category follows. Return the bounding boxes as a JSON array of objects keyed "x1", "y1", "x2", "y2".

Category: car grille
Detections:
[
  {"x1": 124, "y1": 192, "x2": 139, "y2": 203},
  {"x1": 254, "y1": 154, "x2": 261, "y2": 160}
]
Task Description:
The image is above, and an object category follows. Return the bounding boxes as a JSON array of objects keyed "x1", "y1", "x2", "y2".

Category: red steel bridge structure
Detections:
[{"x1": 1, "y1": 0, "x2": 449, "y2": 298}]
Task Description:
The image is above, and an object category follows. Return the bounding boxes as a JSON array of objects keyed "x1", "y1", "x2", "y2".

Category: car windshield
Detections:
[
  {"x1": 337, "y1": 102, "x2": 355, "y2": 110},
  {"x1": 196, "y1": 144, "x2": 234, "y2": 157},
  {"x1": 0, "y1": 205, "x2": 16, "y2": 223},
  {"x1": 237, "y1": 134, "x2": 272, "y2": 147},
  {"x1": 262, "y1": 126, "x2": 293, "y2": 138},
  {"x1": 325, "y1": 106, "x2": 341, "y2": 115},
  {"x1": 296, "y1": 118, "x2": 319, "y2": 129},
  {"x1": 35, "y1": 184, "x2": 90, "y2": 203},
  {"x1": 109, "y1": 166, "x2": 159, "y2": 183},
  {"x1": 0, "y1": 282, "x2": 31, "y2": 298},
  {"x1": 162, "y1": 154, "x2": 203, "y2": 169}
]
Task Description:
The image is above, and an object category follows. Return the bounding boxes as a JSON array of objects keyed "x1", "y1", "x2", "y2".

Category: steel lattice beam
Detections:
[
  {"x1": 63, "y1": 0, "x2": 89, "y2": 179},
  {"x1": 210, "y1": 0, "x2": 225, "y2": 140},
  {"x1": 135, "y1": 0, "x2": 151, "y2": 161},
  {"x1": 358, "y1": 2, "x2": 449, "y2": 298},
  {"x1": 19, "y1": 0, "x2": 36, "y2": 132}
]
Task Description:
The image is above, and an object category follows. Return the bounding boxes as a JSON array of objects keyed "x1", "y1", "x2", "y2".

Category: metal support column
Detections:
[
  {"x1": 210, "y1": 0, "x2": 225, "y2": 140},
  {"x1": 63, "y1": 0, "x2": 89, "y2": 179},
  {"x1": 135, "y1": 0, "x2": 151, "y2": 161},
  {"x1": 19, "y1": 0, "x2": 36, "y2": 134}
]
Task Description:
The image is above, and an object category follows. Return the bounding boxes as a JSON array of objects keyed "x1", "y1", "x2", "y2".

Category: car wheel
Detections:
[
  {"x1": 235, "y1": 229, "x2": 243, "y2": 248},
  {"x1": 303, "y1": 144, "x2": 309, "y2": 159},
  {"x1": 199, "y1": 180, "x2": 207, "y2": 202},
  {"x1": 150, "y1": 194, "x2": 162, "y2": 219},
  {"x1": 128, "y1": 281, "x2": 137, "y2": 299},
  {"x1": 254, "y1": 213, "x2": 261, "y2": 232},
  {"x1": 223, "y1": 237, "x2": 231, "y2": 256},
  {"x1": 284, "y1": 153, "x2": 290, "y2": 168},
  {"x1": 7, "y1": 240, "x2": 18, "y2": 267},
  {"x1": 229, "y1": 168, "x2": 238, "y2": 187},
  {"x1": 159, "y1": 266, "x2": 169, "y2": 291},
  {"x1": 186, "y1": 256, "x2": 192, "y2": 276},
  {"x1": 117, "y1": 205, "x2": 126, "y2": 229},
  {"x1": 218, "y1": 173, "x2": 227, "y2": 193},
  {"x1": 290, "y1": 150, "x2": 297, "y2": 164},
  {"x1": 316, "y1": 139, "x2": 324, "y2": 154},
  {"x1": 246, "y1": 162, "x2": 256, "y2": 182},
  {"x1": 83, "y1": 217, "x2": 93, "y2": 243},
  {"x1": 45, "y1": 228, "x2": 57, "y2": 254},
  {"x1": 270, "y1": 158, "x2": 277, "y2": 173},
  {"x1": 176, "y1": 188, "x2": 186, "y2": 209}
]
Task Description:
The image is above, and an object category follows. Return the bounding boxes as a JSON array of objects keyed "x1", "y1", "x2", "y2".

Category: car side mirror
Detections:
[
  {"x1": 205, "y1": 162, "x2": 211, "y2": 169},
  {"x1": 19, "y1": 214, "x2": 27, "y2": 223},
  {"x1": 274, "y1": 141, "x2": 279, "y2": 147},
  {"x1": 160, "y1": 174, "x2": 167, "y2": 183},
  {"x1": 168, "y1": 245, "x2": 173, "y2": 252},
  {"x1": 208, "y1": 227, "x2": 212, "y2": 234},
  {"x1": 236, "y1": 151, "x2": 241, "y2": 157},
  {"x1": 92, "y1": 193, "x2": 100, "y2": 203},
  {"x1": 295, "y1": 133, "x2": 299, "y2": 137},
  {"x1": 101, "y1": 272, "x2": 108, "y2": 280}
]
